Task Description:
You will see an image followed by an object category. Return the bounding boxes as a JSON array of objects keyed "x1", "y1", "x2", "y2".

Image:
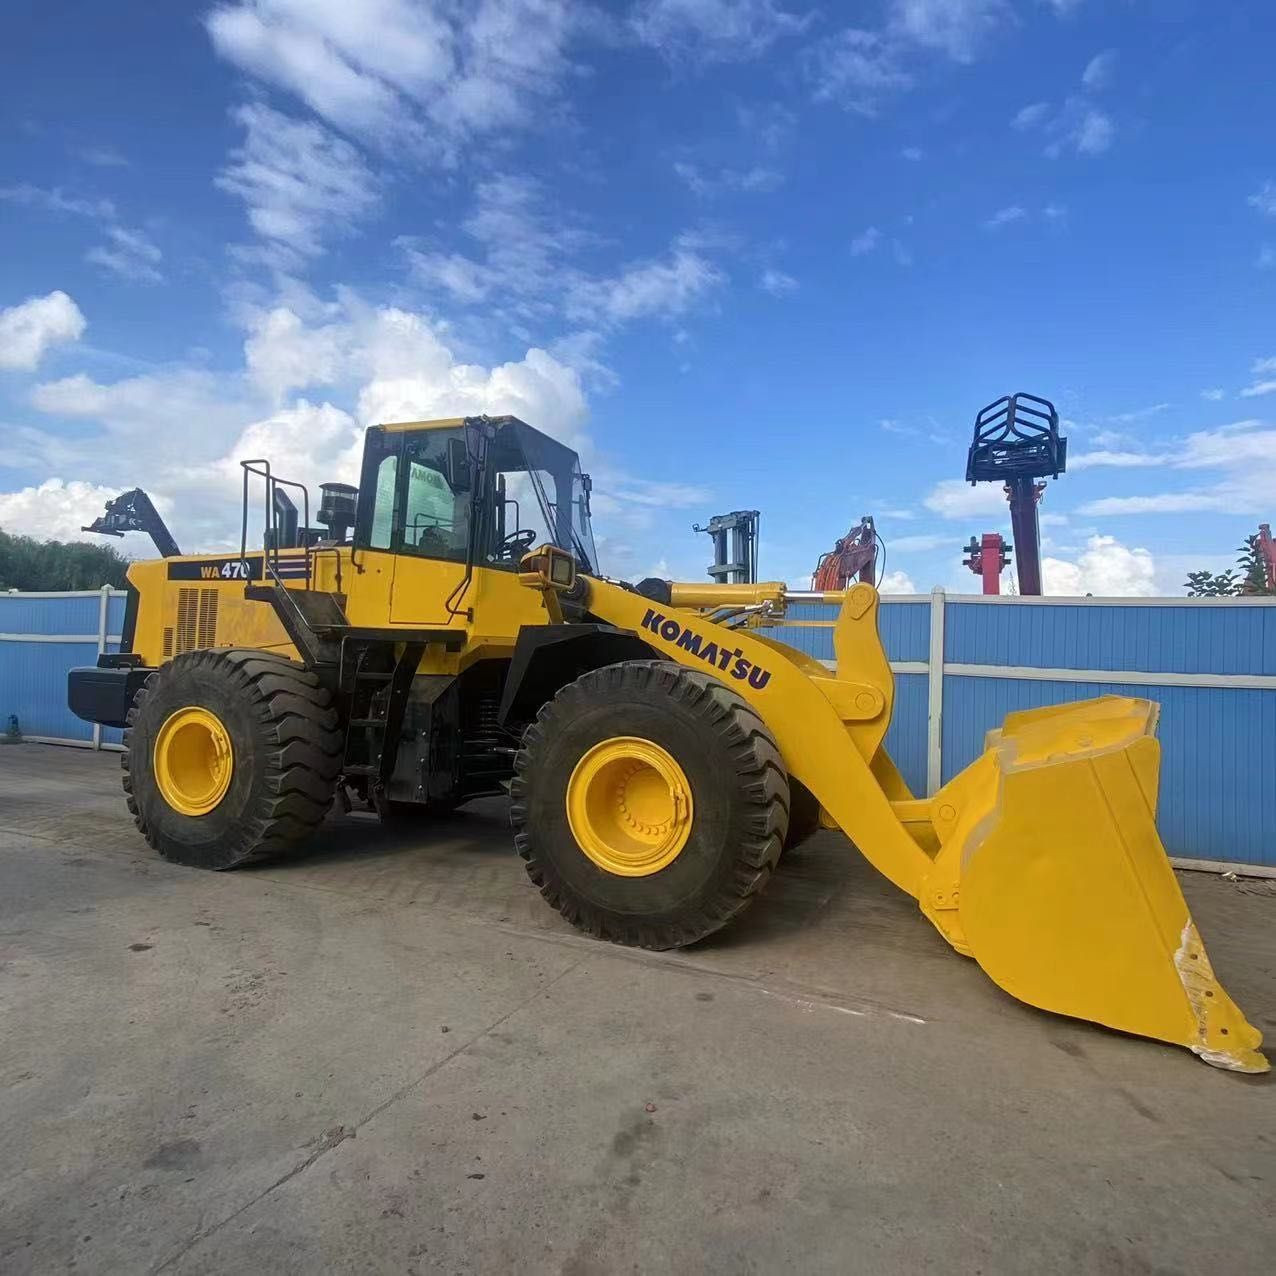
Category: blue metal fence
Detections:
[
  {"x1": 0, "y1": 588, "x2": 126, "y2": 748},
  {"x1": 3, "y1": 588, "x2": 1273, "y2": 871}
]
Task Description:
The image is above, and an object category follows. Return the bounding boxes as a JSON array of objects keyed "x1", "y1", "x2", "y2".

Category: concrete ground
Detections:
[{"x1": 1, "y1": 744, "x2": 1273, "y2": 1275}]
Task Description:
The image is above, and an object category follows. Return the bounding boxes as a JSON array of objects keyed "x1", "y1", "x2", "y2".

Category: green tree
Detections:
[
  {"x1": 0, "y1": 528, "x2": 130, "y2": 591},
  {"x1": 1184, "y1": 568, "x2": 1237, "y2": 597}
]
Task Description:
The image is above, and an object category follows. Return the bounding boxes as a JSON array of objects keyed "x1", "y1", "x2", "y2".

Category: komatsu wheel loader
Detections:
[{"x1": 69, "y1": 415, "x2": 1266, "y2": 1073}]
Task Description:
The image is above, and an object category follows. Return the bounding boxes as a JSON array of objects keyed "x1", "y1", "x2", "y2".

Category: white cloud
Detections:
[
  {"x1": 1258, "y1": 244, "x2": 1276, "y2": 270},
  {"x1": 404, "y1": 176, "x2": 723, "y2": 337},
  {"x1": 888, "y1": 0, "x2": 1012, "y2": 64},
  {"x1": 403, "y1": 173, "x2": 582, "y2": 313},
  {"x1": 1018, "y1": 60, "x2": 1116, "y2": 159},
  {"x1": 850, "y1": 226, "x2": 883, "y2": 255},
  {"x1": 1075, "y1": 419, "x2": 1276, "y2": 517},
  {"x1": 85, "y1": 225, "x2": 164, "y2": 284},
  {"x1": 878, "y1": 569, "x2": 916, "y2": 593},
  {"x1": 805, "y1": 29, "x2": 911, "y2": 114},
  {"x1": 29, "y1": 368, "x2": 258, "y2": 475},
  {"x1": 1012, "y1": 101, "x2": 1050, "y2": 130},
  {"x1": 901, "y1": 146, "x2": 924, "y2": 161},
  {"x1": 206, "y1": 0, "x2": 583, "y2": 155},
  {"x1": 758, "y1": 268, "x2": 798, "y2": 296},
  {"x1": 983, "y1": 204, "x2": 1026, "y2": 229},
  {"x1": 672, "y1": 161, "x2": 783, "y2": 196},
  {"x1": 244, "y1": 304, "x2": 350, "y2": 399},
  {"x1": 79, "y1": 145, "x2": 129, "y2": 168},
  {"x1": 359, "y1": 345, "x2": 588, "y2": 442},
  {"x1": 1200, "y1": 387, "x2": 1226, "y2": 401},
  {"x1": 0, "y1": 479, "x2": 131, "y2": 542},
  {"x1": 1080, "y1": 48, "x2": 1116, "y2": 91},
  {"x1": 1069, "y1": 449, "x2": 1162, "y2": 470},
  {"x1": 807, "y1": 3, "x2": 1019, "y2": 116},
  {"x1": 1107, "y1": 401, "x2": 1170, "y2": 424},
  {"x1": 565, "y1": 237, "x2": 725, "y2": 325},
  {"x1": 240, "y1": 295, "x2": 590, "y2": 444},
  {"x1": 923, "y1": 479, "x2": 1009, "y2": 519},
  {"x1": 216, "y1": 103, "x2": 379, "y2": 264},
  {"x1": 0, "y1": 183, "x2": 116, "y2": 221},
  {"x1": 633, "y1": 0, "x2": 809, "y2": 63},
  {"x1": 0, "y1": 291, "x2": 86, "y2": 371},
  {"x1": 1042, "y1": 534, "x2": 1156, "y2": 596},
  {"x1": 1240, "y1": 356, "x2": 1276, "y2": 398},
  {"x1": 1248, "y1": 181, "x2": 1276, "y2": 217},
  {"x1": 1080, "y1": 493, "x2": 1223, "y2": 515},
  {"x1": 216, "y1": 399, "x2": 364, "y2": 499},
  {"x1": 1, "y1": 184, "x2": 165, "y2": 287},
  {"x1": 1072, "y1": 109, "x2": 1115, "y2": 155}
]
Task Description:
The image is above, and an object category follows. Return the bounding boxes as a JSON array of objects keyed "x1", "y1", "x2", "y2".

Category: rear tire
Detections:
[
  {"x1": 122, "y1": 649, "x2": 341, "y2": 869},
  {"x1": 510, "y1": 661, "x2": 789, "y2": 949}
]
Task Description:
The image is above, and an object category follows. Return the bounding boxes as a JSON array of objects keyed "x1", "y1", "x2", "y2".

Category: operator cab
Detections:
[{"x1": 354, "y1": 415, "x2": 598, "y2": 575}]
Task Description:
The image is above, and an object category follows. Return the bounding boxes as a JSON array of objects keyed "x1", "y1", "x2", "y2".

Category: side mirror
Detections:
[{"x1": 447, "y1": 437, "x2": 472, "y2": 491}]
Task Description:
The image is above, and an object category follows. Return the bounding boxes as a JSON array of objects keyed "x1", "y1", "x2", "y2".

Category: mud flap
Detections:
[{"x1": 921, "y1": 697, "x2": 1267, "y2": 1073}]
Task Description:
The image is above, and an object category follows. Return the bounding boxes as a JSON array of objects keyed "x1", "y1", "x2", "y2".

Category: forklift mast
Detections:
[{"x1": 965, "y1": 393, "x2": 1066, "y2": 596}]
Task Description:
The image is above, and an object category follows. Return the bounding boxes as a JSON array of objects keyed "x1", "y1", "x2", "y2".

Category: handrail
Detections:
[{"x1": 239, "y1": 459, "x2": 312, "y2": 590}]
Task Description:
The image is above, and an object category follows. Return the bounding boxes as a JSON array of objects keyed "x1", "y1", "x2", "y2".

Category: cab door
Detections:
[
  {"x1": 343, "y1": 427, "x2": 469, "y2": 630},
  {"x1": 388, "y1": 429, "x2": 473, "y2": 627}
]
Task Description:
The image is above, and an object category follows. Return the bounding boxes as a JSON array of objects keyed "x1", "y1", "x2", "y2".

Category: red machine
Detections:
[
  {"x1": 813, "y1": 516, "x2": 879, "y2": 590},
  {"x1": 1258, "y1": 524, "x2": 1276, "y2": 592},
  {"x1": 962, "y1": 532, "x2": 1011, "y2": 595}
]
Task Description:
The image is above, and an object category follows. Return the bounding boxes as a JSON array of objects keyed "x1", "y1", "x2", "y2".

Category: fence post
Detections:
[
  {"x1": 926, "y1": 586, "x2": 945, "y2": 796},
  {"x1": 93, "y1": 584, "x2": 110, "y2": 751}
]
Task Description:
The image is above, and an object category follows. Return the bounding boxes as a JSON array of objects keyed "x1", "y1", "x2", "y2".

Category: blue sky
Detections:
[{"x1": 2, "y1": 0, "x2": 1274, "y2": 594}]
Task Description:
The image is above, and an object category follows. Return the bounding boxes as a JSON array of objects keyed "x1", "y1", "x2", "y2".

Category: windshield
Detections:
[{"x1": 488, "y1": 420, "x2": 598, "y2": 574}]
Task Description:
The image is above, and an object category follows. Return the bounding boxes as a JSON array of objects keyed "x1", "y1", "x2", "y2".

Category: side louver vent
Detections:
[{"x1": 173, "y1": 588, "x2": 219, "y2": 655}]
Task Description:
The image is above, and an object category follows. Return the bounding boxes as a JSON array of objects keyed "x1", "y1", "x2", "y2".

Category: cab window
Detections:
[
  {"x1": 402, "y1": 457, "x2": 469, "y2": 561},
  {"x1": 369, "y1": 454, "x2": 397, "y2": 550}
]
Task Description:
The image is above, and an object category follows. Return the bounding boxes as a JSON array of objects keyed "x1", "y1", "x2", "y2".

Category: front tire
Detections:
[
  {"x1": 122, "y1": 649, "x2": 342, "y2": 869},
  {"x1": 510, "y1": 661, "x2": 789, "y2": 949}
]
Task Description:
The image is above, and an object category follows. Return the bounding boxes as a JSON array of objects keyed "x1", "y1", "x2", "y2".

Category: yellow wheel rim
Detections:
[
  {"x1": 566, "y1": 736, "x2": 693, "y2": 877},
  {"x1": 153, "y1": 707, "x2": 234, "y2": 816}
]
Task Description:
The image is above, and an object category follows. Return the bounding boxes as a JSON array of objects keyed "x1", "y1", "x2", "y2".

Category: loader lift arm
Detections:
[{"x1": 532, "y1": 564, "x2": 1266, "y2": 1074}]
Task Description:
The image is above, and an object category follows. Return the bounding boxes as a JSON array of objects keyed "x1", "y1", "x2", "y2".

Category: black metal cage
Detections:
[{"x1": 966, "y1": 392, "x2": 1067, "y2": 484}]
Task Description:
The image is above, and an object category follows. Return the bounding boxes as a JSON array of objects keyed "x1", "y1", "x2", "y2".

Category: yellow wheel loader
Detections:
[{"x1": 69, "y1": 415, "x2": 1267, "y2": 1073}]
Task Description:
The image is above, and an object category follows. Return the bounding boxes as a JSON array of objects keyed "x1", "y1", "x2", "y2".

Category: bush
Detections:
[{"x1": 0, "y1": 527, "x2": 130, "y2": 591}]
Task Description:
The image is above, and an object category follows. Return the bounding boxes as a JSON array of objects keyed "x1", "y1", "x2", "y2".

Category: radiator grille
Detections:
[
  {"x1": 197, "y1": 589, "x2": 218, "y2": 648},
  {"x1": 175, "y1": 589, "x2": 198, "y2": 653},
  {"x1": 167, "y1": 587, "x2": 220, "y2": 659}
]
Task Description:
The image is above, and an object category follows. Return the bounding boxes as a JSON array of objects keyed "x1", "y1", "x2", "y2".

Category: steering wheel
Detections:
[{"x1": 500, "y1": 528, "x2": 538, "y2": 561}]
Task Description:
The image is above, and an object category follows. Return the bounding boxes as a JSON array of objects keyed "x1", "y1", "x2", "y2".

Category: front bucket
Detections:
[{"x1": 921, "y1": 696, "x2": 1267, "y2": 1073}]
